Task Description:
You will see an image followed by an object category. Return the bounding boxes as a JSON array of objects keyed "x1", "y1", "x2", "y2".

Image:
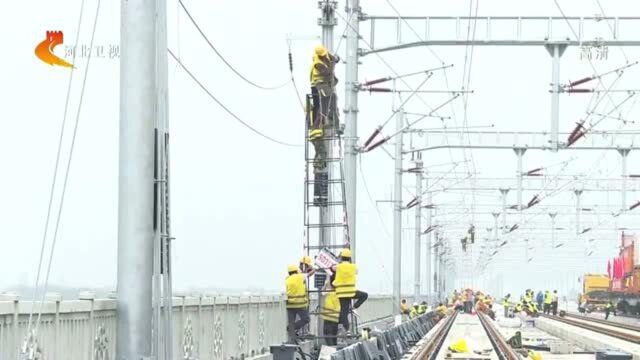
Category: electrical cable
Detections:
[
  {"x1": 25, "y1": 0, "x2": 87, "y2": 339},
  {"x1": 168, "y1": 49, "x2": 301, "y2": 147},
  {"x1": 178, "y1": 0, "x2": 291, "y2": 90},
  {"x1": 286, "y1": 39, "x2": 306, "y2": 113},
  {"x1": 595, "y1": 0, "x2": 629, "y2": 64},
  {"x1": 379, "y1": 1, "x2": 478, "y2": 218},
  {"x1": 34, "y1": 0, "x2": 101, "y2": 334}
]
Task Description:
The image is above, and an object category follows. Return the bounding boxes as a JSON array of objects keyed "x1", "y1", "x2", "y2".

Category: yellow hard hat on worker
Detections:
[
  {"x1": 315, "y1": 45, "x2": 328, "y2": 57},
  {"x1": 300, "y1": 255, "x2": 313, "y2": 266},
  {"x1": 287, "y1": 264, "x2": 299, "y2": 273},
  {"x1": 339, "y1": 248, "x2": 352, "y2": 258}
]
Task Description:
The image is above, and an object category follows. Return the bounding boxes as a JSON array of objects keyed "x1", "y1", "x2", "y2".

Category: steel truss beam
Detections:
[
  {"x1": 402, "y1": 130, "x2": 640, "y2": 154},
  {"x1": 360, "y1": 15, "x2": 640, "y2": 56}
]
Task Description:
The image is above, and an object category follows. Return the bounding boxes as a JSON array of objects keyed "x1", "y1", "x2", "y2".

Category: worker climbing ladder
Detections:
[{"x1": 302, "y1": 85, "x2": 358, "y2": 346}]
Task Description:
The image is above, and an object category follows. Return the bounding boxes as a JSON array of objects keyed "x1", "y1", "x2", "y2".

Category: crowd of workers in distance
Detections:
[
  {"x1": 449, "y1": 289, "x2": 498, "y2": 320},
  {"x1": 501, "y1": 289, "x2": 560, "y2": 318},
  {"x1": 399, "y1": 298, "x2": 448, "y2": 319},
  {"x1": 285, "y1": 248, "x2": 368, "y2": 345}
]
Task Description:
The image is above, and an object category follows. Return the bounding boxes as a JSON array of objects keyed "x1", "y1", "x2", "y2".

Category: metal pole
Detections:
[
  {"x1": 619, "y1": 149, "x2": 630, "y2": 211},
  {"x1": 413, "y1": 157, "x2": 423, "y2": 299},
  {"x1": 550, "y1": 212, "x2": 557, "y2": 248},
  {"x1": 514, "y1": 148, "x2": 526, "y2": 212},
  {"x1": 318, "y1": 0, "x2": 336, "y2": 249},
  {"x1": 439, "y1": 241, "x2": 445, "y2": 299},
  {"x1": 551, "y1": 46, "x2": 560, "y2": 151},
  {"x1": 575, "y1": 189, "x2": 583, "y2": 235},
  {"x1": 499, "y1": 188, "x2": 509, "y2": 230},
  {"x1": 425, "y1": 175, "x2": 432, "y2": 303},
  {"x1": 117, "y1": 0, "x2": 156, "y2": 357},
  {"x1": 393, "y1": 109, "x2": 404, "y2": 312},
  {"x1": 492, "y1": 212, "x2": 499, "y2": 242},
  {"x1": 344, "y1": 0, "x2": 360, "y2": 260},
  {"x1": 545, "y1": 43, "x2": 566, "y2": 151},
  {"x1": 153, "y1": 0, "x2": 169, "y2": 354},
  {"x1": 317, "y1": 0, "x2": 335, "y2": 342}
]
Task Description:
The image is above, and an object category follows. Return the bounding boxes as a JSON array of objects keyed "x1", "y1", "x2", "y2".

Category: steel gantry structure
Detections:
[{"x1": 338, "y1": 4, "x2": 640, "y2": 304}]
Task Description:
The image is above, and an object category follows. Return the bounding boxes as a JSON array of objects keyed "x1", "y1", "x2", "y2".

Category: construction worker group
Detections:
[
  {"x1": 285, "y1": 248, "x2": 368, "y2": 345},
  {"x1": 500, "y1": 289, "x2": 561, "y2": 318}
]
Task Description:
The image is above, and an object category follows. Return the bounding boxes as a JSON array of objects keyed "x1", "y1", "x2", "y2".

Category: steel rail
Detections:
[
  {"x1": 408, "y1": 312, "x2": 457, "y2": 360},
  {"x1": 564, "y1": 313, "x2": 640, "y2": 333},
  {"x1": 541, "y1": 314, "x2": 640, "y2": 344},
  {"x1": 477, "y1": 311, "x2": 521, "y2": 360}
]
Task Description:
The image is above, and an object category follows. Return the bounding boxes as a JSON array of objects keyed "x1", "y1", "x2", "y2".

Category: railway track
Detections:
[
  {"x1": 541, "y1": 313, "x2": 640, "y2": 344},
  {"x1": 564, "y1": 312, "x2": 640, "y2": 333},
  {"x1": 477, "y1": 311, "x2": 521, "y2": 360},
  {"x1": 408, "y1": 311, "x2": 519, "y2": 360},
  {"x1": 409, "y1": 311, "x2": 458, "y2": 359}
]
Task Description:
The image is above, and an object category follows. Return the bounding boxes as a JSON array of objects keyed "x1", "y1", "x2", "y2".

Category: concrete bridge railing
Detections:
[{"x1": 0, "y1": 293, "x2": 393, "y2": 360}]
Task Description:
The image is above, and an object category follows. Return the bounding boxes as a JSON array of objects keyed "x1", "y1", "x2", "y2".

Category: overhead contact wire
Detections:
[{"x1": 168, "y1": 49, "x2": 301, "y2": 147}]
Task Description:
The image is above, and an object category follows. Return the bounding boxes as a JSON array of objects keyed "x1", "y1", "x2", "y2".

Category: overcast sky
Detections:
[{"x1": 2, "y1": 0, "x2": 640, "y2": 299}]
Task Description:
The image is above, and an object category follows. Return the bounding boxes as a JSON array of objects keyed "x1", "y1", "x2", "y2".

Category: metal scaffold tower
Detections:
[{"x1": 302, "y1": 0, "x2": 354, "y2": 345}]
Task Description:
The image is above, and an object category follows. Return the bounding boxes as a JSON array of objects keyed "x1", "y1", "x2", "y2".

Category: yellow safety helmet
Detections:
[
  {"x1": 339, "y1": 248, "x2": 352, "y2": 258},
  {"x1": 448, "y1": 339, "x2": 469, "y2": 353},
  {"x1": 300, "y1": 256, "x2": 312, "y2": 266},
  {"x1": 314, "y1": 45, "x2": 328, "y2": 57},
  {"x1": 287, "y1": 264, "x2": 299, "y2": 273}
]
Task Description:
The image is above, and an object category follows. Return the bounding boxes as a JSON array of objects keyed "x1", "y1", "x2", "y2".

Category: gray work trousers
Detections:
[{"x1": 286, "y1": 308, "x2": 310, "y2": 343}]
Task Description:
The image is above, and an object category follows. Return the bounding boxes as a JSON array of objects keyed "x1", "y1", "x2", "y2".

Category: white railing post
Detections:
[
  {"x1": 5, "y1": 292, "x2": 20, "y2": 360},
  {"x1": 45, "y1": 293, "x2": 63, "y2": 360},
  {"x1": 79, "y1": 291, "x2": 96, "y2": 360}
]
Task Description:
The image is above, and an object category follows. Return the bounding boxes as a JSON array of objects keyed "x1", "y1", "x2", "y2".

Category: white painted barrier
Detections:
[{"x1": 0, "y1": 294, "x2": 393, "y2": 360}]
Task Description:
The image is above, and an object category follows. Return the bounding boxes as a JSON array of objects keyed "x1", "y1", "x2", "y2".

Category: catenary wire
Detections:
[
  {"x1": 168, "y1": 49, "x2": 301, "y2": 147},
  {"x1": 381, "y1": 0, "x2": 478, "y2": 214},
  {"x1": 178, "y1": 0, "x2": 291, "y2": 90}
]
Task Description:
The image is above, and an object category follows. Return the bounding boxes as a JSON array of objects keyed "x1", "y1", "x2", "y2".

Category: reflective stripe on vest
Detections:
[
  {"x1": 286, "y1": 274, "x2": 308, "y2": 308},
  {"x1": 321, "y1": 292, "x2": 341, "y2": 323},
  {"x1": 332, "y1": 262, "x2": 357, "y2": 298},
  {"x1": 309, "y1": 129, "x2": 323, "y2": 140}
]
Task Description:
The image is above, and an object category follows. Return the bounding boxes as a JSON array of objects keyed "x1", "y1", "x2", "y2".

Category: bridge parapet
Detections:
[{"x1": 0, "y1": 294, "x2": 392, "y2": 360}]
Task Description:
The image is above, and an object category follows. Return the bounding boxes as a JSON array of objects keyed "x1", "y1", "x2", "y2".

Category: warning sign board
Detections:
[{"x1": 314, "y1": 248, "x2": 339, "y2": 274}]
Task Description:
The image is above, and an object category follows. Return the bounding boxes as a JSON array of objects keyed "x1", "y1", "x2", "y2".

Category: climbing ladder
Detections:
[
  {"x1": 302, "y1": 93, "x2": 357, "y2": 346},
  {"x1": 303, "y1": 92, "x2": 350, "y2": 255}
]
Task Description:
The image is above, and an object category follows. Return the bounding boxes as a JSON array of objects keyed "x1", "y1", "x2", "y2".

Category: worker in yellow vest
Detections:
[
  {"x1": 409, "y1": 303, "x2": 420, "y2": 319},
  {"x1": 515, "y1": 301, "x2": 523, "y2": 313},
  {"x1": 308, "y1": 45, "x2": 340, "y2": 206},
  {"x1": 285, "y1": 264, "x2": 310, "y2": 343},
  {"x1": 332, "y1": 248, "x2": 368, "y2": 332},
  {"x1": 309, "y1": 45, "x2": 340, "y2": 138},
  {"x1": 543, "y1": 290, "x2": 553, "y2": 314},
  {"x1": 418, "y1": 301, "x2": 427, "y2": 314},
  {"x1": 400, "y1": 298, "x2": 410, "y2": 316},
  {"x1": 321, "y1": 276, "x2": 341, "y2": 346},
  {"x1": 502, "y1": 294, "x2": 511, "y2": 318}
]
